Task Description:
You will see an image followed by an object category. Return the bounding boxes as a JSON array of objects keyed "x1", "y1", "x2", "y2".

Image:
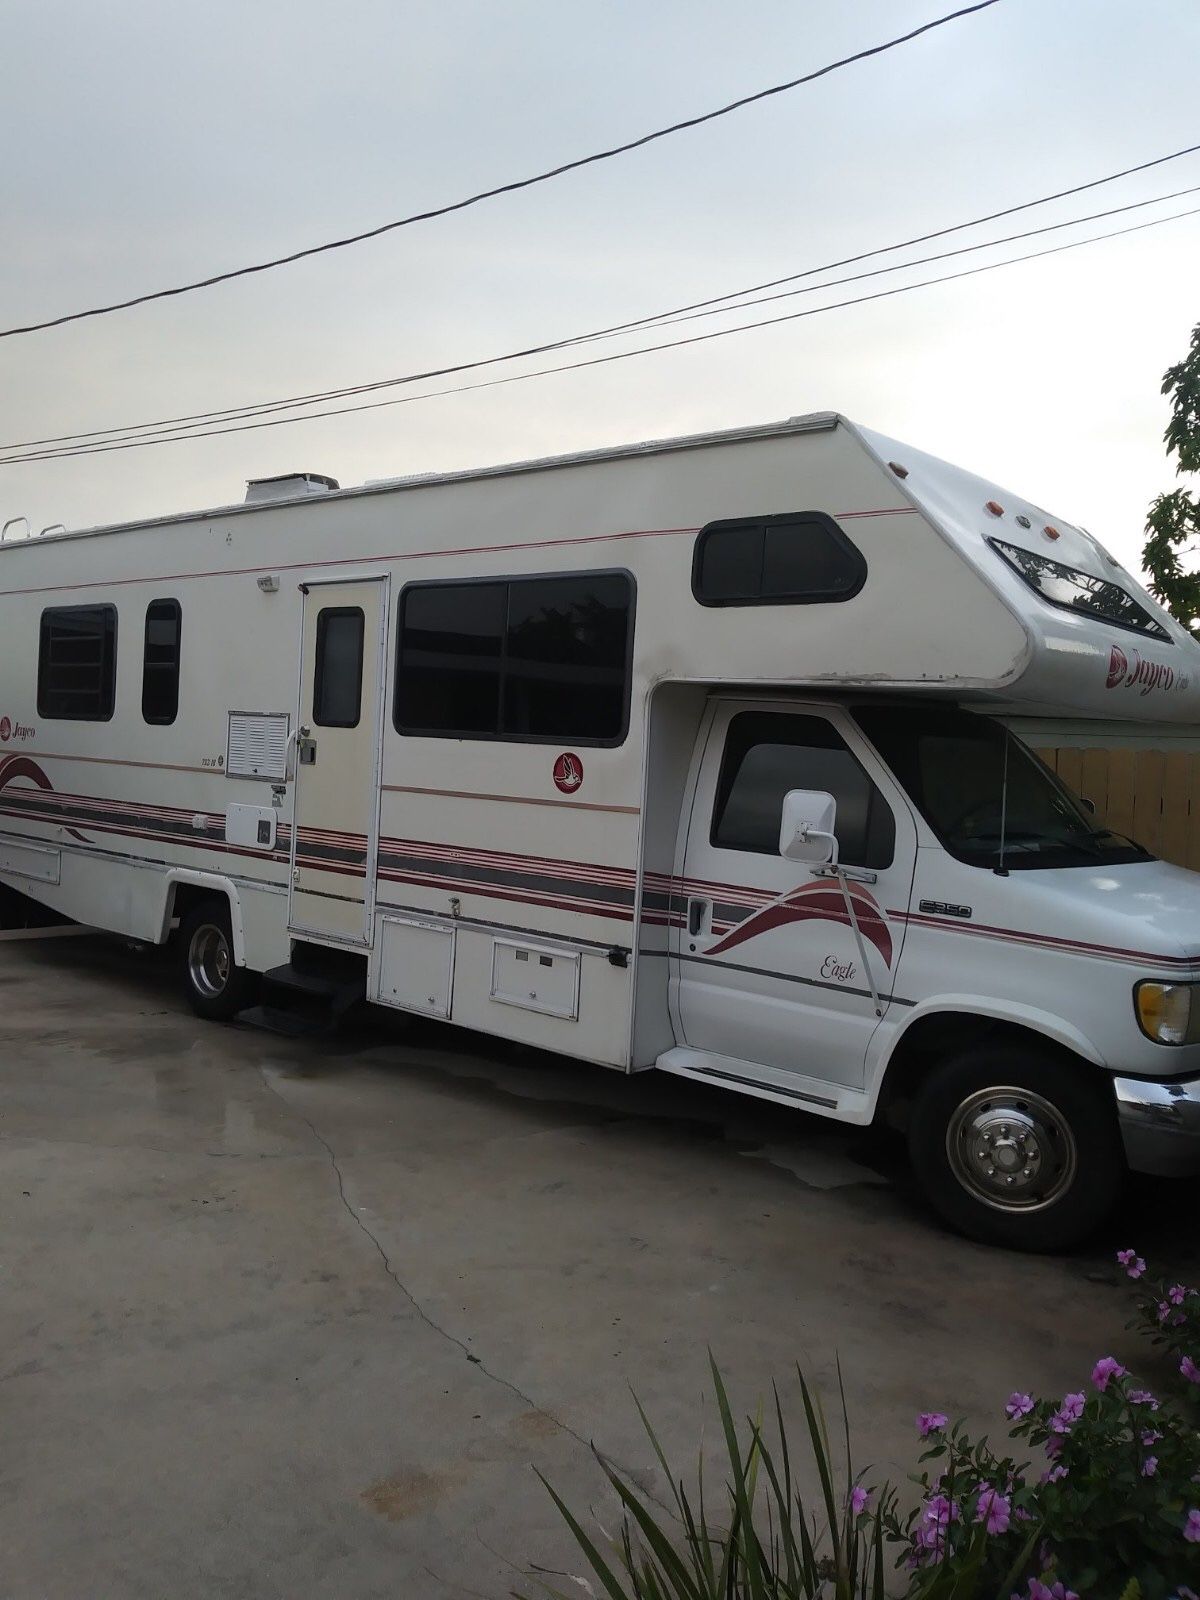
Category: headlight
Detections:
[{"x1": 1134, "y1": 981, "x2": 1200, "y2": 1045}]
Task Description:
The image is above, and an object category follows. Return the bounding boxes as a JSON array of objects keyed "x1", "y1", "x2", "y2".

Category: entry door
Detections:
[
  {"x1": 669, "y1": 702, "x2": 916, "y2": 1090},
  {"x1": 288, "y1": 577, "x2": 388, "y2": 945}
]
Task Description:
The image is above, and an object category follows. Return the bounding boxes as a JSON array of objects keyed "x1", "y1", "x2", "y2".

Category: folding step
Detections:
[
  {"x1": 239, "y1": 942, "x2": 367, "y2": 1035},
  {"x1": 236, "y1": 1002, "x2": 334, "y2": 1038}
]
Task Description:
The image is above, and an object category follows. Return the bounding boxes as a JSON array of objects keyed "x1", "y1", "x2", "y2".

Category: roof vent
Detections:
[{"x1": 244, "y1": 472, "x2": 339, "y2": 505}]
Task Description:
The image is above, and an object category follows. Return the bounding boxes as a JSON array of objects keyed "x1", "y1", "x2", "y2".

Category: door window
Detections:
[
  {"x1": 312, "y1": 607, "x2": 365, "y2": 728},
  {"x1": 710, "y1": 711, "x2": 894, "y2": 868}
]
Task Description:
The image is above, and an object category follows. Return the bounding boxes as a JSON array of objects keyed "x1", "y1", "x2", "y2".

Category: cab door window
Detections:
[{"x1": 710, "y1": 711, "x2": 894, "y2": 868}]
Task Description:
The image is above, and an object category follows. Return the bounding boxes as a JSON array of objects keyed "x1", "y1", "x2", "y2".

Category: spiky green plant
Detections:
[{"x1": 525, "y1": 1356, "x2": 892, "y2": 1600}]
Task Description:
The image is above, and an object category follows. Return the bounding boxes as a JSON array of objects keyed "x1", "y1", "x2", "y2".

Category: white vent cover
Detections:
[
  {"x1": 226, "y1": 711, "x2": 290, "y2": 780},
  {"x1": 245, "y1": 473, "x2": 338, "y2": 504}
]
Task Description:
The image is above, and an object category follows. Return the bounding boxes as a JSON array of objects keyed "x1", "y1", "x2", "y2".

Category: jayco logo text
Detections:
[{"x1": 1105, "y1": 644, "x2": 1187, "y2": 697}]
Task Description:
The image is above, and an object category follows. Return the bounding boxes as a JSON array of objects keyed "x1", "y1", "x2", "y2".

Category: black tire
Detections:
[
  {"x1": 178, "y1": 899, "x2": 257, "y2": 1021},
  {"x1": 908, "y1": 1043, "x2": 1123, "y2": 1252}
]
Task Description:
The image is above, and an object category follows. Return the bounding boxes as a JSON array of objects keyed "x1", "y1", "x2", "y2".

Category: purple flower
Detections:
[
  {"x1": 1182, "y1": 1355, "x2": 1200, "y2": 1385},
  {"x1": 1159, "y1": 1301, "x2": 1174, "y2": 1324},
  {"x1": 1050, "y1": 1392, "x2": 1085, "y2": 1433},
  {"x1": 1091, "y1": 1356, "x2": 1127, "y2": 1391},
  {"x1": 1170, "y1": 1284, "x2": 1190, "y2": 1305},
  {"x1": 1128, "y1": 1387, "x2": 1159, "y2": 1409},
  {"x1": 1178, "y1": 1588, "x2": 1198, "y2": 1600},
  {"x1": 1041, "y1": 1464, "x2": 1069, "y2": 1485},
  {"x1": 1185, "y1": 1508, "x2": 1200, "y2": 1544},
  {"x1": 1045, "y1": 1434, "x2": 1062, "y2": 1459},
  {"x1": 1028, "y1": 1581, "x2": 1079, "y2": 1600},
  {"x1": 1005, "y1": 1391, "x2": 1034, "y2": 1419},
  {"x1": 849, "y1": 1484, "x2": 871, "y2": 1517},
  {"x1": 1117, "y1": 1248, "x2": 1147, "y2": 1278},
  {"x1": 917, "y1": 1411, "x2": 948, "y2": 1438},
  {"x1": 923, "y1": 1492, "x2": 959, "y2": 1528},
  {"x1": 976, "y1": 1486, "x2": 1011, "y2": 1535},
  {"x1": 1143, "y1": 1456, "x2": 1159, "y2": 1478},
  {"x1": 1143, "y1": 1428, "x2": 1163, "y2": 1447}
]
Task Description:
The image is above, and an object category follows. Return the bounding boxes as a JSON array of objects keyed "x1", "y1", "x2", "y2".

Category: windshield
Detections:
[{"x1": 853, "y1": 705, "x2": 1153, "y2": 871}]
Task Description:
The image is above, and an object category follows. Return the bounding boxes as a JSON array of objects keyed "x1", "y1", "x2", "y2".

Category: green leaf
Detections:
[{"x1": 536, "y1": 1470, "x2": 634, "y2": 1600}]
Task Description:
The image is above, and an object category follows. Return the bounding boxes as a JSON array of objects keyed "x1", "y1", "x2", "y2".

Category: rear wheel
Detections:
[
  {"x1": 179, "y1": 899, "x2": 256, "y2": 1021},
  {"x1": 908, "y1": 1044, "x2": 1122, "y2": 1251}
]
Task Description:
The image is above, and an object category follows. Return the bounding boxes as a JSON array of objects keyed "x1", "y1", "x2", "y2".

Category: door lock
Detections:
[{"x1": 297, "y1": 735, "x2": 317, "y2": 766}]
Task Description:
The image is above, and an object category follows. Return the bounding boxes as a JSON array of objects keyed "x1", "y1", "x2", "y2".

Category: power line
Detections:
[
  {"x1": 7, "y1": 139, "x2": 1199, "y2": 456},
  {"x1": 0, "y1": 1, "x2": 1004, "y2": 341},
  {"x1": 5, "y1": 202, "x2": 1196, "y2": 467}
]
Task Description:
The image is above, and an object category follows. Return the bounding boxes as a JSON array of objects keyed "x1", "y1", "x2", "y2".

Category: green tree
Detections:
[{"x1": 1143, "y1": 321, "x2": 1200, "y2": 634}]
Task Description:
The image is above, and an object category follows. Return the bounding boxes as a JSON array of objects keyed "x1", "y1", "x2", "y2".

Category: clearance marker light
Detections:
[
  {"x1": 985, "y1": 500, "x2": 1004, "y2": 516},
  {"x1": 1043, "y1": 524, "x2": 1061, "y2": 541}
]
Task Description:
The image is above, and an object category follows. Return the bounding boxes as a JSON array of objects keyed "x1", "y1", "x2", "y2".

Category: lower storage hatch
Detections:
[
  {"x1": 490, "y1": 938, "x2": 581, "y2": 1021},
  {"x1": 375, "y1": 916, "x2": 455, "y2": 1018}
]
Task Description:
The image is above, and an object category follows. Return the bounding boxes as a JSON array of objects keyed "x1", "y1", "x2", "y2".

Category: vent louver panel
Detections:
[{"x1": 226, "y1": 711, "x2": 290, "y2": 780}]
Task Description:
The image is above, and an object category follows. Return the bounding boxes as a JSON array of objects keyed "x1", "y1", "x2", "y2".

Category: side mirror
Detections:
[
  {"x1": 1080, "y1": 796, "x2": 1096, "y2": 816},
  {"x1": 779, "y1": 789, "x2": 838, "y2": 864}
]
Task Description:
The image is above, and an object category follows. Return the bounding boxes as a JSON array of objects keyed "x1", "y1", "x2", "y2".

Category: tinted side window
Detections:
[
  {"x1": 502, "y1": 573, "x2": 631, "y2": 741},
  {"x1": 142, "y1": 599, "x2": 182, "y2": 725},
  {"x1": 395, "y1": 571, "x2": 634, "y2": 745},
  {"x1": 313, "y1": 607, "x2": 365, "y2": 728},
  {"x1": 693, "y1": 513, "x2": 866, "y2": 606},
  {"x1": 38, "y1": 605, "x2": 117, "y2": 720},
  {"x1": 396, "y1": 583, "x2": 505, "y2": 735},
  {"x1": 711, "y1": 712, "x2": 894, "y2": 868}
]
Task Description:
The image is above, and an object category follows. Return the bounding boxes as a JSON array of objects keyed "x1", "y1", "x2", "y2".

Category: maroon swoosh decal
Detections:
[
  {"x1": 706, "y1": 880, "x2": 893, "y2": 968},
  {"x1": 0, "y1": 755, "x2": 91, "y2": 843}
]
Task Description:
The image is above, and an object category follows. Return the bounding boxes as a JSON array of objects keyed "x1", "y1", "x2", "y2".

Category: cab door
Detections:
[
  {"x1": 669, "y1": 701, "x2": 916, "y2": 1089},
  {"x1": 288, "y1": 576, "x2": 388, "y2": 947}
]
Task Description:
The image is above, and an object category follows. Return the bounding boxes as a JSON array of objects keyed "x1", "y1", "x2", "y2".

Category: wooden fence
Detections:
[{"x1": 1037, "y1": 746, "x2": 1200, "y2": 872}]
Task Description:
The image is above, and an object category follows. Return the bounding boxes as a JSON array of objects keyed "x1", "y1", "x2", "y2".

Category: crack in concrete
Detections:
[{"x1": 254, "y1": 1062, "x2": 606, "y2": 1463}]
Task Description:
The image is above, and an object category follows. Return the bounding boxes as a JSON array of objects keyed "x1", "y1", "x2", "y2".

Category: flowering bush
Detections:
[
  {"x1": 1123, "y1": 1247, "x2": 1200, "y2": 1417},
  {"x1": 534, "y1": 1250, "x2": 1200, "y2": 1600},
  {"x1": 888, "y1": 1352, "x2": 1200, "y2": 1596}
]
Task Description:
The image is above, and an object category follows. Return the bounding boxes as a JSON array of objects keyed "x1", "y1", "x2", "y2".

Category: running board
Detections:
[{"x1": 654, "y1": 1047, "x2": 873, "y2": 1125}]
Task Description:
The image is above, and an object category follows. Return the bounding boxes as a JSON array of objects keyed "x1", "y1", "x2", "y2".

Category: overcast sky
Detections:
[{"x1": 2, "y1": 0, "x2": 1198, "y2": 574}]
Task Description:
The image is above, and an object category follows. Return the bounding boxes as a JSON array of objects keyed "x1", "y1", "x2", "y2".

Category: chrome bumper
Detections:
[{"x1": 1113, "y1": 1074, "x2": 1200, "y2": 1178}]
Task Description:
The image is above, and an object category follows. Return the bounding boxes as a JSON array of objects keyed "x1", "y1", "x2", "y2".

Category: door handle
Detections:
[{"x1": 687, "y1": 896, "x2": 711, "y2": 938}]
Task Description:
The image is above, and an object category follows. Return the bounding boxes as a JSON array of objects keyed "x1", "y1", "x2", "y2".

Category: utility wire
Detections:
[
  {"x1": 5, "y1": 202, "x2": 1196, "y2": 467},
  {"x1": 7, "y1": 140, "x2": 1199, "y2": 455},
  {"x1": 0, "y1": 1, "x2": 1004, "y2": 340}
]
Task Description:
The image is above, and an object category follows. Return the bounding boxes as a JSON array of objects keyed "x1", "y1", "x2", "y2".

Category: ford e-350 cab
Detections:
[
  {"x1": 2, "y1": 412, "x2": 1198, "y2": 1250},
  {"x1": 673, "y1": 693, "x2": 1200, "y2": 1249}
]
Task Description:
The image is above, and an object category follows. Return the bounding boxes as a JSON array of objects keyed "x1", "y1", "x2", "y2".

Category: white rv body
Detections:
[{"x1": 2, "y1": 412, "x2": 1198, "y2": 1247}]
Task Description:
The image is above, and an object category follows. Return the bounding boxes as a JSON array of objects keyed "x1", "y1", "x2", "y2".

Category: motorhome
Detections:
[{"x1": 2, "y1": 413, "x2": 1199, "y2": 1250}]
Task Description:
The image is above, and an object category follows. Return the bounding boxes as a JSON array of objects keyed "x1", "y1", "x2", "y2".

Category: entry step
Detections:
[{"x1": 239, "y1": 943, "x2": 367, "y2": 1036}]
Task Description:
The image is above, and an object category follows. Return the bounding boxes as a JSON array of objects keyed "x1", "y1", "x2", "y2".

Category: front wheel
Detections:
[
  {"x1": 179, "y1": 899, "x2": 257, "y2": 1021},
  {"x1": 908, "y1": 1044, "x2": 1123, "y2": 1252}
]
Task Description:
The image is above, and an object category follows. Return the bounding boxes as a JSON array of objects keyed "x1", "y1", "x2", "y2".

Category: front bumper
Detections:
[{"x1": 1113, "y1": 1074, "x2": 1200, "y2": 1177}]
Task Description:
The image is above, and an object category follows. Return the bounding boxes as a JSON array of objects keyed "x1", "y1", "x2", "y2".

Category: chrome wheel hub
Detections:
[
  {"x1": 947, "y1": 1087, "x2": 1076, "y2": 1213},
  {"x1": 189, "y1": 924, "x2": 231, "y2": 1000}
]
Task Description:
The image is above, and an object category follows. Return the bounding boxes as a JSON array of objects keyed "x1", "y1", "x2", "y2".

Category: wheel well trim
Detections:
[
  {"x1": 160, "y1": 871, "x2": 247, "y2": 966},
  {"x1": 872, "y1": 997, "x2": 1107, "y2": 1111}
]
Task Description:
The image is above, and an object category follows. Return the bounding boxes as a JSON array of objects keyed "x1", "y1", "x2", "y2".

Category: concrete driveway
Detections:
[{"x1": 2, "y1": 932, "x2": 1193, "y2": 1599}]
